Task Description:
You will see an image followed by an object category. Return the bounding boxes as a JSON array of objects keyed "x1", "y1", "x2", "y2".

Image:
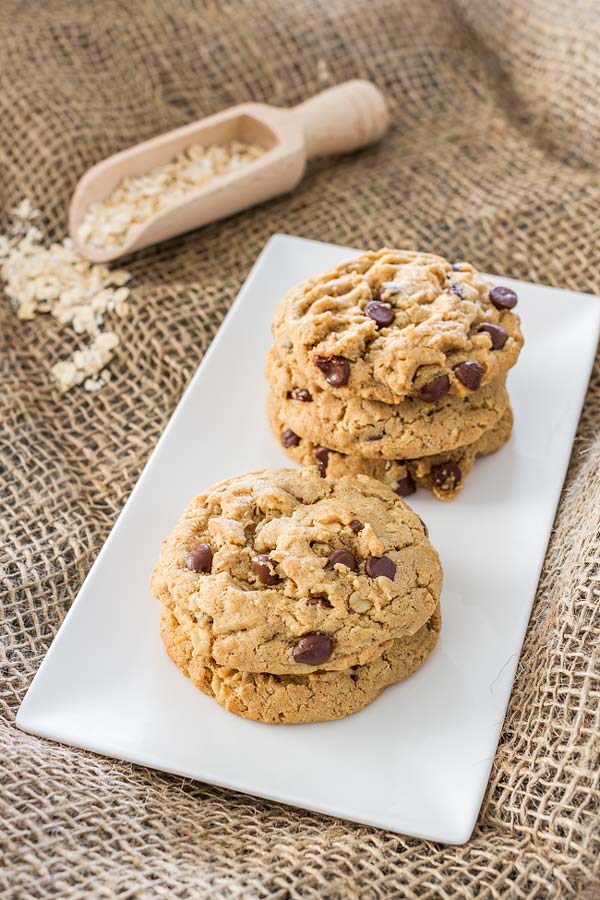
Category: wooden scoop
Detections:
[{"x1": 69, "y1": 80, "x2": 388, "y2": 262}]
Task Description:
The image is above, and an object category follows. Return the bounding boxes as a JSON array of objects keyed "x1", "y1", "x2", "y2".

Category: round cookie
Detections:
[
  {"x1": 270, "y1": 400, "x2": 513, "y2": 501},
  {"x1": 271, "y1": 248, "x2": 523, "y2": 404},
  {"x1": 267, "y1": 346, "x2": 509, "y2": 459},
  {"x1": 161, "y1": 604, "x2": 441, "y2": 724},
  {"x1": 151, "y1": 468, "x2": 442, "y2": 674}
]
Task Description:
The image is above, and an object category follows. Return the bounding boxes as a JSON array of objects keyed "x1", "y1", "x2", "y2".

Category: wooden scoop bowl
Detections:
[{"x1": 69, "y1": 80, "x2": 388, "y2": 262}]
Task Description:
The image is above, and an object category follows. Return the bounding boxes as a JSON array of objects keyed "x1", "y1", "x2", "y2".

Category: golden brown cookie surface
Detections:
[
  {"x1": 267, "y1": 346, "x2": 509, "y2": 459},
  {"x1": 271, "y1": 249, "x2": 523, "y2": 404},
  {"x1": 151, "y1": 468, "x2": 442, "y2": 674},
  {"x1": 161, "y1": 604, "x2": 441, "y2": 724},
  {"x1": 269, "y1": 401, "x2": 513, "y2": 501}
]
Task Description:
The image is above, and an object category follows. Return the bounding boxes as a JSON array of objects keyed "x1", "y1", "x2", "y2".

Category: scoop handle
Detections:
[{"x1": 292, "y1": 79, "x2": 389, "y2": 160}]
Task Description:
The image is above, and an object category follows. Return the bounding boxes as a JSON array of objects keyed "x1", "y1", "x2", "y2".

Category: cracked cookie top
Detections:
[
  {"x1": 151, "y1": 467, "x2": 442, "y2": 675},
  {"x1": 271, "y1": 248, "x2": 523, "y2": 404}
]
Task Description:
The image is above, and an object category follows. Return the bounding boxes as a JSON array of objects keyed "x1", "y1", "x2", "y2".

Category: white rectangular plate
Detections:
[{"x1": 17, "y1": 236, "x2": 600, "y2": 844}]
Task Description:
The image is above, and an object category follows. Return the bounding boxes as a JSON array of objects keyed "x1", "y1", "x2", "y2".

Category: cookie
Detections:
[
  {"x1": 151, "y1": 468, "x2": 442, "y2": 674},
  {"x1": 266, "y1": 346, "x2": 509, "y2": 459},
  {"x1": 161, "y1": 603, "x2": 441, "y2": 724},
  {"x1": 271, "y1": 248, "x2": 523, "y2": 404},
  {"x1": 270, "y1": 402, "x2": 513, "y2": 501}
]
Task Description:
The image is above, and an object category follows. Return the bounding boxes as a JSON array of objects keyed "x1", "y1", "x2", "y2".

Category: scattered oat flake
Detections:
[
  {"x1": 77, "y1": 139, "x2": 267, "y2": 249},
  {"x1": 53, "y1": 333, "x2": 120, "y2": 393},
  {"x1": 317, "y1": 58, "x2": 331, "y2": 83},
  {"x1": 84, "y1": 375, "x2": 106, "y2": 392},
  {"x1": 11, "y1": 198, "x2": 40, "y2": 219},
  {"x1": 1, "y1": 202, "x2": 132, "y2": 393}
]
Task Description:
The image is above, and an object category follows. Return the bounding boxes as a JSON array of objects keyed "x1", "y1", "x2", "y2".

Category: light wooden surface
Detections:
[{"x1": 69, "y1": 80, "x2": 388, "y2": 262}]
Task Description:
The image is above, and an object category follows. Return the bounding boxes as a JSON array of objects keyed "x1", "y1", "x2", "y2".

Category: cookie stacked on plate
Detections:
[
  {"x1": 267, "y1": 249, "x2": 523, "y2": 499},
  {"x1": 152, "y1": 467, "x2": 442, "y2": 724}
]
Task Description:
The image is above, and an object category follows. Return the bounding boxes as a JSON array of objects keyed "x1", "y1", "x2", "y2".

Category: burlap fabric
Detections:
[{"x1": 1, "y1": 1, "x2": 599, "y2": 896}]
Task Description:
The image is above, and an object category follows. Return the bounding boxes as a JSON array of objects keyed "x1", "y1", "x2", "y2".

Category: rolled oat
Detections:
[
  {"x1": 77, "y1": 139, "x2": 266, "y2": 249},
  {"x1": 1, "y1": 203, "x2": 132, "y2": 392}
]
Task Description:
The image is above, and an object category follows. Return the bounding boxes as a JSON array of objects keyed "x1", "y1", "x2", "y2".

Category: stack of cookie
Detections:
[
  {"x1": 267, "y1": 249, "x2": 523, "y2": 499},
  {"x1": 152, "y1": 467, "x2": 442, "y2": 724}
]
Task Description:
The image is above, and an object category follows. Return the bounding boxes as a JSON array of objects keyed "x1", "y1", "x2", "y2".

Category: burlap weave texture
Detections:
[{"x1": 1, "y1": 1, "x2": 599, "y2": 897}]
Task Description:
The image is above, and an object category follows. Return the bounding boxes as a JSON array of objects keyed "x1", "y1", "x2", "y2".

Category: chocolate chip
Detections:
[
  {"x1": 252, "y1": 553, "x2": 281, "y2": 586},
  {"x1": 295, "y1": 389, "x2": 313, "y2": 402},
  {"x1": 282, "y1": 428, "x2": 301, "y2": 448},
  {"x1": 365, "y1": 300, "x2": 394, "y2": 327},
  {"x1": 326, "y1": 548, "x2": 357, "y2": 572},
  {"x1": 395, "y1": 474, "x2": 416, "y2": 497},
  {"x1": 418, "y1": 374, "x2": 450, "y2": 403},
  {"x1": 349, "y1": 519, "x2": 364, "y2": 533},
  {"x1": 365, "y1": 556, "x2": 396, "y2": 580},
  {"x1": 366, "y1": 433, "x2": 383, "y2": 442},
  {"x1": 479, "y1": 323, "x2": 508, "y2": 350},
  {"x1": 418, "y1": 516, "x2": 429, "y2": 537},
  {"x1": 186, "y1": 543, "x2": 213, "y2": 573},
  {"x1": 454, "y1": 360, "x2": 485, "y2": 390},
  {"x1": 307, "y1": 595, "x2": 333, "y2": 608},
  {"x1": 314, "y1": 355, "x2": 350, "y2": 387},
  {"x1": 314, "y1": 445, "x2": 330, "y2": 477},
  {"x1": 431, "y1": 462, "x2": 462, "y2": 491},
  {"x1": 292, "y1": 632, "x2": 333, "y2": 665},
  {"x1": 490, "y1": 286, "x2": 518, "y2": 310}
]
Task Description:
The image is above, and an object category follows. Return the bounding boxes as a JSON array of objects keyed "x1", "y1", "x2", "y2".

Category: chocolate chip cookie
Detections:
[
  {"x1": 160, "y1": 603, "x2": 440, "y2": 724},
  {"x1": 267, "y1": 346, "x2": 509, "y2": 459},
  {"x1": 271, "y1": 249, "x2": 523, "y2": 404},
  {"x1": 151, "y1": 468, "x2": 442, "y2": 676},
  {"x1": 269, "y1": 400, "x2": 513, "y2": 501}
]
